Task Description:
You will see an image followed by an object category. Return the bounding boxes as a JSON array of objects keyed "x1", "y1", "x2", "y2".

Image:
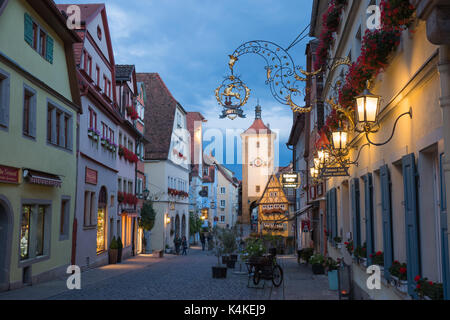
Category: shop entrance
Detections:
[{"x1": 0, "y1": 199, "x2": 12, "y2": 291}]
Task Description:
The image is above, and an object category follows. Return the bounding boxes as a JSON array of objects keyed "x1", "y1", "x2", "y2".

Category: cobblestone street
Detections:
[{"x1": 0, "y1": 246, "x2": 338, "y2": 300}]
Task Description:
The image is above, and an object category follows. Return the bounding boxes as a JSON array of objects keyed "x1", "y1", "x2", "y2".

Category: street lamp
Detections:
[{"x1": 143, "y1": 188, "x2": 150, "y2": 200}]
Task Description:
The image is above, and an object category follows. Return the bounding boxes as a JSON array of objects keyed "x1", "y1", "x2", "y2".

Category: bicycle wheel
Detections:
[
  {"x1": 253, "y1": 267, "x2": 261, "y2": 285},
  {"x1": 272, "y1": 265, "x2": 283, "y2": 287}
]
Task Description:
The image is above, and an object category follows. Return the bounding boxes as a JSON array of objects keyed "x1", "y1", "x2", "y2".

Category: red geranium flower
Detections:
[
  {"x1": 399, "y1": 267, "x2": 407, "y2": 274},
  {"x1": 414, "y1": 275, "x2": 421, "y2": 282}
]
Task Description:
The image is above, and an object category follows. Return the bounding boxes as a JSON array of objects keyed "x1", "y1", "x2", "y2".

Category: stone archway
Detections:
[
  {"x1": 175, "y1": 214, "x2": 180, "y2": 238},
  {"x1": 0, "y1": 196, "x2": 13, "y2": 291},
  {"x1": 181, "y1": 214, "x2": 186, "y2": 238}
]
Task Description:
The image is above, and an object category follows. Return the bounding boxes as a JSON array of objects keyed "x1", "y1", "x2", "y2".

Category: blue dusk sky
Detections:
[{"x1": 55, "y1": 0, "x2": 314, "y2": 179}]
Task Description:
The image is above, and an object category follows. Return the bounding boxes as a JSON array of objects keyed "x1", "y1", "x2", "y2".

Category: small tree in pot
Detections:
[
  {"x1": 109, "y1": 236, "x2": 118, "y2": 264},
  {"x1": 117, "y1": 236, "x2": 123, "y2": 263},
  {"x1": 211, "y1": 227, "x2": 227, "y2": 278},
  {"x1": 309, "y1": 254, "x2": 326, "y2": 275},
  {"x1": 222, "y1": 228, "x2": 238, "y2": 269},
  {"x1": 139, "y1": 200, "x2": 156, "y2": 254}
]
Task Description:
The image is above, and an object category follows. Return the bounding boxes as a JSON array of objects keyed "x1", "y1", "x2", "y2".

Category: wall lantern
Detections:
[
  {"x1": 356, "y1": 86, "x2": 380, "y2": 125},
  {"x1": 165, "y1": 215, "x2": 171, "y2": 225},
  {"x1": 332, "y1": 122, "x2": 348, "y2": 150}
]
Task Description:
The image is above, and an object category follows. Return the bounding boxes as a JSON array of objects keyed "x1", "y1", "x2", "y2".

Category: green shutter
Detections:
[
  {"x1": 402, "y1": 153, "x2": 420, "y2": 297},
  {"x1": 46, "y1": 36, "x2": 54, "y2": 64},
  {"x1": 24, "y1": 13, "x2": 33, "y2": 46},
  {"x1": 30, "y1": 94, "x2": 36, "y2": 138},
  {"x1": 380, "y1": 165, "x2": 394, "y2": 280}
]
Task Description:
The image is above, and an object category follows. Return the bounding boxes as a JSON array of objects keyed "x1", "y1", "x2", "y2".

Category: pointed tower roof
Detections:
[{"x1": 244, "y1": 102, "x2": 272, "y2": 134}]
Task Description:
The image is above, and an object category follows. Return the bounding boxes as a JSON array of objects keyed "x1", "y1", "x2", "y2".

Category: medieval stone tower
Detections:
[{"x1": 240, "y1": 104, "x2": 276, "y2": 225}]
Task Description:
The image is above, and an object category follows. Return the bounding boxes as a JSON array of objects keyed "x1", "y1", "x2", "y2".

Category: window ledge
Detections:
[
  {"x1": 19, "y1": 254, "x2": 50, "y2": 268},
  {"x1": 83, "y1": 225, "x2": 97, "y2": 231}
]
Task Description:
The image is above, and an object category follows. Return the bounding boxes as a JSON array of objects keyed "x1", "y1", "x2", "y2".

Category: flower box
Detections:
[{"x1": 390, "y1": 275, "x2": 399, "y2": 287}]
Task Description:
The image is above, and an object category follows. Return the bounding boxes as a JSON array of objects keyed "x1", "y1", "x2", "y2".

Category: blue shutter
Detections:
[
  {"x1": 24, "y1": 13, "x2": 33, "y2": 46},
  {"x1": 402, "y1": 153, "x2": 420, "y2": 297},
  {"x1": 46, "y1": 36, "x2": 54, "y2": 64},
  {"x1": 331, "y1": 188, "x2": 338, "y2": 242},
  {"x1": 380, "y1": 165, "x2": 394, "y2": 280},
  {"x1": 363, "y1": 173, "x2": 374, "y2": 266},
  {"x1": 439, "y1": 154, "x2": 450, "y2": 300},
  {"x1": 351, "y1": 178, "x2": 361, "y2": 247},
  {"x1": 326, "y1": 191, "x2": 330, "y2": 240}
]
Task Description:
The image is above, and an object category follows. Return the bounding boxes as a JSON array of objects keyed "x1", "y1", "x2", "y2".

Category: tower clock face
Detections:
[{"x1": 254, "y1": 157, "x2": 263, "y2": 167}]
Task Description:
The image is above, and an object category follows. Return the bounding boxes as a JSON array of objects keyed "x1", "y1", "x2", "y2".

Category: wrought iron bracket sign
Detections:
[
  {"x1": 320, "y1": 165, "x2": 350, "y2": 177},
  {"x1": 217, "y1": 32, "x2": 321, "y2": 116}
]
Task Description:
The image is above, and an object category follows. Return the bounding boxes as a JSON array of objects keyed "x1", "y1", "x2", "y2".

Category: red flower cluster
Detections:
[
  {"x1": 118, "y1": 191, "x2": 138, "y2": 205},
  {"x1": 381, "y1": 0, "x2": 415, "y2": 31},
  {"x1": 314, "y1": 0, "x2": 348, "y2": 71},
  {"x1": 119, "y1": 145, "x2": 139, "y2": 163},
  {"x1": 167, "y1": 188, "x2": 189, "y2": 198},
  {"x1": 337, "y1": 0, "x2": 414, "y2": 113},
  {"x1": 319, "y1": 108, "x2": 341, "y2": 139},
  {"x1": 126, "y1": 105, "x2": 139, "y2": 121}
]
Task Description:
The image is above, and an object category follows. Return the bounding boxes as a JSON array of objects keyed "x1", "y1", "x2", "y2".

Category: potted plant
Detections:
[
  {"x1": 117, "y1": 236, "x2": 123, "y2": 263},
  {"x1": 108, "y1": 236, "x2": 118, "y2": 264},
  {"x1": 333, "y1": 236, "x2": 342, "y2": 249},
  {"x1": 309, "y1": 254, "x2": 326, "y2": 275},
  {"x1": 344, "y1": 240, "x2": 353, "y2": 256},
  {"x1": 389, "y1": 260, "x2": 401, "y2": 286},
  {"x1": 242, "y1": 238, "x2": 266, "y2": 265},
  {"x1": 326, "y1": 257, "x2": 340, "y2": 291},
  {"x1": 300, "y1": 248, "x2": 314, "y2": 265},
  {"x1": 356, "y1": 243, "x2": 367, "y2": 267},
  {"x1": 370, "y1": 251, "x2": 384, "y2": 272},
  {"x1": 397, "y1": 264, "x2": 408, "y2": 293},
  {"x1": 221, "y1": 228, "x2": 238, "y2": 269},
  {"x1": 415, "y1": 276, "x2": 444, "y2": 300},
  {"x1": 211, "y1": 227, "x2": 227, "y2": 279}
]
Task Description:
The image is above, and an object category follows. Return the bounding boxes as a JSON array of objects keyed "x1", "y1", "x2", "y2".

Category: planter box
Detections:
[
  {"x1": 108, "y1": 249, "x2": 118, "y2": 264},
  {"x1": 312, "y1": 264, "x2": 325, "y2": 275},
  {"x1": 212, "y1": 266, "x2": 227, "y2": 279}
]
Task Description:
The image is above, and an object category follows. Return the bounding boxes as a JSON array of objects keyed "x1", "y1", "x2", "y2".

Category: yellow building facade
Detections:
[{"x1": 0, "y1": 0, "x2": 81, "y2": 290}]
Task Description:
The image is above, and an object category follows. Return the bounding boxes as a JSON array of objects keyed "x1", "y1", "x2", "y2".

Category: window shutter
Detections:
[
  {"x1": 0, "y1": 76, "x2": 10, "y2": 128},
  {"x1": 331, "y1": 188, "x2": 338, "y2": 242},
  {"x1": 439, "y1": 154, "x2": 450, "y2": 300},
  {"x1": 363, "y1": 173, "x2": 375, "y2": 266},
  {"x1": 402, "y1": 153, "x2": 420, "y2": 297},
  {"x1": 326, "y1": 191, "x2": 330, "y2": 239},
  {"x1": 46, "y1": 36, "x2": 54, "y2": 64},
  {"x1": 60, "y1": 114, "x2": 65, "y2": 147},
  {"x1": 24, "y1": 13, "x2": 33, "y2": 46},
  {"x1": 29, "y1": 94, "x2": 37, "y2": 138},
  {"x1": 380, "y1": 165, "x2": 394, "y2": 280},
  {"x1": 67, "y1": 117, "x2": 73, "y2": 150},
  {"x1": 351, "y1": 178, "x2": 361, "y2": 247},
  {"x1": 51, "y1": 108, "x2": 57, "y2": 144}
]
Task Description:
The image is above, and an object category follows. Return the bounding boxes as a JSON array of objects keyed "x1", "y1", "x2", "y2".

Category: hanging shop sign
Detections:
[
  {"x1": 262, "y1": 222, "x2": 287, "y2": 232},
  {"x1": 321, "y1": 165, "x2": 350, "y2": 177},
  {"x1": 0, "y1": 165, "x2": 20, "y2": 184},
  {"x1": 281, "y1": 172, "x2": 301, "y2": 189},
  {"x1": 301, "y1": 220, "x2": 311, "y2": 233},
  {"x1": 85, "y1": 167, "x2": 98, "y2": 185}
]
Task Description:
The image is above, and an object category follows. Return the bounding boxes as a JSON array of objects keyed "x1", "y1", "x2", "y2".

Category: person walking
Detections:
[
  {"x1": 174, "y1": 236, "x2": 181, "y2": 255},
  {"x1": 200, "y1": 233, "x2": 206, "y2": 251},
  {"x1": 181, "y1": 236, "x2": 188, "y2": 255}
]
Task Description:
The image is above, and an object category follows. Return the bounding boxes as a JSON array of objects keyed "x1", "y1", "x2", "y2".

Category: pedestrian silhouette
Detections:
[
  {"x1": 200, "y1": 233, "x2": 206, "y2": 251},
  {"x1": 181, "y1": 236, "x2": 188, "y2": 255}
]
